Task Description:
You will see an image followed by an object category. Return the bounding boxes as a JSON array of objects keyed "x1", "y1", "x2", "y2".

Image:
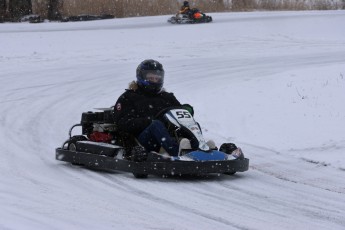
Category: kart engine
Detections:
[{"x1": 80, "y1": 110, "x2": 116, "y2": 143}]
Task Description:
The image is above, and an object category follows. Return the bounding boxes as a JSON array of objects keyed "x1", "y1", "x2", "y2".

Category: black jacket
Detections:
[{"x1": 113, "y1": 84, "x2": 181, "y2": 136}]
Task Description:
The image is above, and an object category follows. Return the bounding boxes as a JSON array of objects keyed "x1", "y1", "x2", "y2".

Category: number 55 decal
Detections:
[{"x1": 176, "y1": 111, "x2": 191, "y2": 119}]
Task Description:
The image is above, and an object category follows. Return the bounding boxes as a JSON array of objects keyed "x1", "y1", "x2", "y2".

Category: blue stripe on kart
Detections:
[{"x1": 185, "y1": 150, "x2": 228, "y2": 161}]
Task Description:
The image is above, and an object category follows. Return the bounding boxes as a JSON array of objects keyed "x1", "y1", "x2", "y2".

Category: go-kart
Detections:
[
  {"x1": 55, "y1": 107, "x2": 249, "y2": 178},
  {"x1": 168, "y1": 8, "x2": 213, "y2": 24}
]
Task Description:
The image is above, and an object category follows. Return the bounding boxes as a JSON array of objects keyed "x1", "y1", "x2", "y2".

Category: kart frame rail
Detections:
[{"x1": 56, "y1": 148, "x2": 249, "y2": 176}]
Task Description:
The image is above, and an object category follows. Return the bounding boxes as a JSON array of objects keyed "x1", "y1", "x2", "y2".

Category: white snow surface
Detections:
[{"x1": 1, "y1": 10, "x2": 345, "y2": 230}]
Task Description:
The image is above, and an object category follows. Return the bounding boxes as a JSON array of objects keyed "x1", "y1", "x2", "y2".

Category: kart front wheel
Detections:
[{"x1": 219, "y1": 143, "x2": 238, "y2": 154}]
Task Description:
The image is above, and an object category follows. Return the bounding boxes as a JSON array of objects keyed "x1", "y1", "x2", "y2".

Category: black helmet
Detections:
[
  {"x1": 183, "y1": 1, "x2": 189, "y2": 7},
  {"x1": 136, "y1": 59, "x2": 164, "y2": 94}
]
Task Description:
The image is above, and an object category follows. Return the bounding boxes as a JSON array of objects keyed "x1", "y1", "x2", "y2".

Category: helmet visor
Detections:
[{"x1": 142, "y1": 70, "x2": 164, "y2": 84}]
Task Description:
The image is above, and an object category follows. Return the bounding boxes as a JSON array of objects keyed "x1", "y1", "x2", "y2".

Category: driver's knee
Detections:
[{"x1": 150, "y1": 120, "x2": 165, "y2": 129}]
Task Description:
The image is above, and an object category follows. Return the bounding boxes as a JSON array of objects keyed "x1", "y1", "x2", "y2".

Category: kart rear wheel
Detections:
[
  {"x1": 67, "y1": 135, "x2": 88, "y2": 151},
  {"x1": 68, "y1": 135, "x2": 87, "y2": 166},
  {"x1": 69, "y1": 142, "x2": 77, "y2": 152}
]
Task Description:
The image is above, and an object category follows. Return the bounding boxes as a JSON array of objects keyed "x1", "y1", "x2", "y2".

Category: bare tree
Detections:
[
  {"x1": 0, "y1": 0, "x2": 6, "y2": 22},
  {"x1": 231, "y1": 0, "x2": 256, "y2": 11},
  {"x1": 201, "y1": 0, "x2": 226, "y2": 12},
  {"x1": 48, "y1": 0, "x2": 62, "y2": 20},
  {"x1": 9, "y1": 0, "x2": 32, "y2": 20}
]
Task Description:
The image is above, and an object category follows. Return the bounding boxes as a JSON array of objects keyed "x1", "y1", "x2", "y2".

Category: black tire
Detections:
[
  {"x1": 219, "y1": 143, "x2": 238, "y2": 154},
  {"x1": 221, "y1": 143, "x2": 238, "y2": 175},
  {"x1": 68, "y1": 135, "x2": 87, "y2": 166},
  {"x1": 130, "y1": 146, "x2": 148, "y2": 162},
  {"x1": 67, "y1": 135, "x2": 88, "y2": 151},
  {"x1": 133, "y1": 173, "x2": 148, "y2": 179},
  {"x1": 168, "y1": 17, "x2": 177, "y2": 24},
  {"x1": 130, "y1": 146, "x2": 148, "y2": 178}
]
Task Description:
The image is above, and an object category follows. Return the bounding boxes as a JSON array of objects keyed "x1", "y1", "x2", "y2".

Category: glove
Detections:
[{"x1": 182, "y1": 104, "x2": 194, "y2": 116}]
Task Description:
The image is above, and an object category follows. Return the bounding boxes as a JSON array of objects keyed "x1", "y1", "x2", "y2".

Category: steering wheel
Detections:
[{"x1": 154, "y1": 106, "x2": 184, "y2": 120}]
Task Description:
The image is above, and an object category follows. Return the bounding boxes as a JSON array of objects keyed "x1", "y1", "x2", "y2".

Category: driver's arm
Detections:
[{"x1": 114, "y1": 93, "x2": 152, "y2": 136}]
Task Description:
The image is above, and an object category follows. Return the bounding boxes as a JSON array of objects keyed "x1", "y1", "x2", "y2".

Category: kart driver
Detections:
[
  {"x1": 179, "y1": 1, "x2": 191, "y2": 15},
  {"x1": 113, "y1": 59, "x2": 195, "y2": 156},
  {"x1": 177, "y1": 1, "x2": 203, "y2": 20}
]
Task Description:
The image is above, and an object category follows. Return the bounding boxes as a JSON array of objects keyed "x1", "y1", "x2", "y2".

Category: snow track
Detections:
[{"x1": 1, "y1": 11, "x2": 345, "y2": 229}]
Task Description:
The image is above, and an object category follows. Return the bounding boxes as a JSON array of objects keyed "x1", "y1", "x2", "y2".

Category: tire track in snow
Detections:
[
  {"x1": 242, "y1": 143, "x2": 345, "y2": 194},
  {"x1": 208, "y1": 127, "x2": 345, "y2": 195},
  {"x1": 99, "y1": 174, "x2": 249, "y2": 230}
]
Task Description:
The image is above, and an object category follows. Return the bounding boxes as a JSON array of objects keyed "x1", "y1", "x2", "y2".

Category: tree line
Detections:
[{"x1": 1, "y1": 0, "x2": 344, "y2": 22}]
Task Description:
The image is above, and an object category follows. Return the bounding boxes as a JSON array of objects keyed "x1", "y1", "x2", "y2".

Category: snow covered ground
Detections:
[{"x1": 1, "y1": 10, "x2": 345, "y2": 230}]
